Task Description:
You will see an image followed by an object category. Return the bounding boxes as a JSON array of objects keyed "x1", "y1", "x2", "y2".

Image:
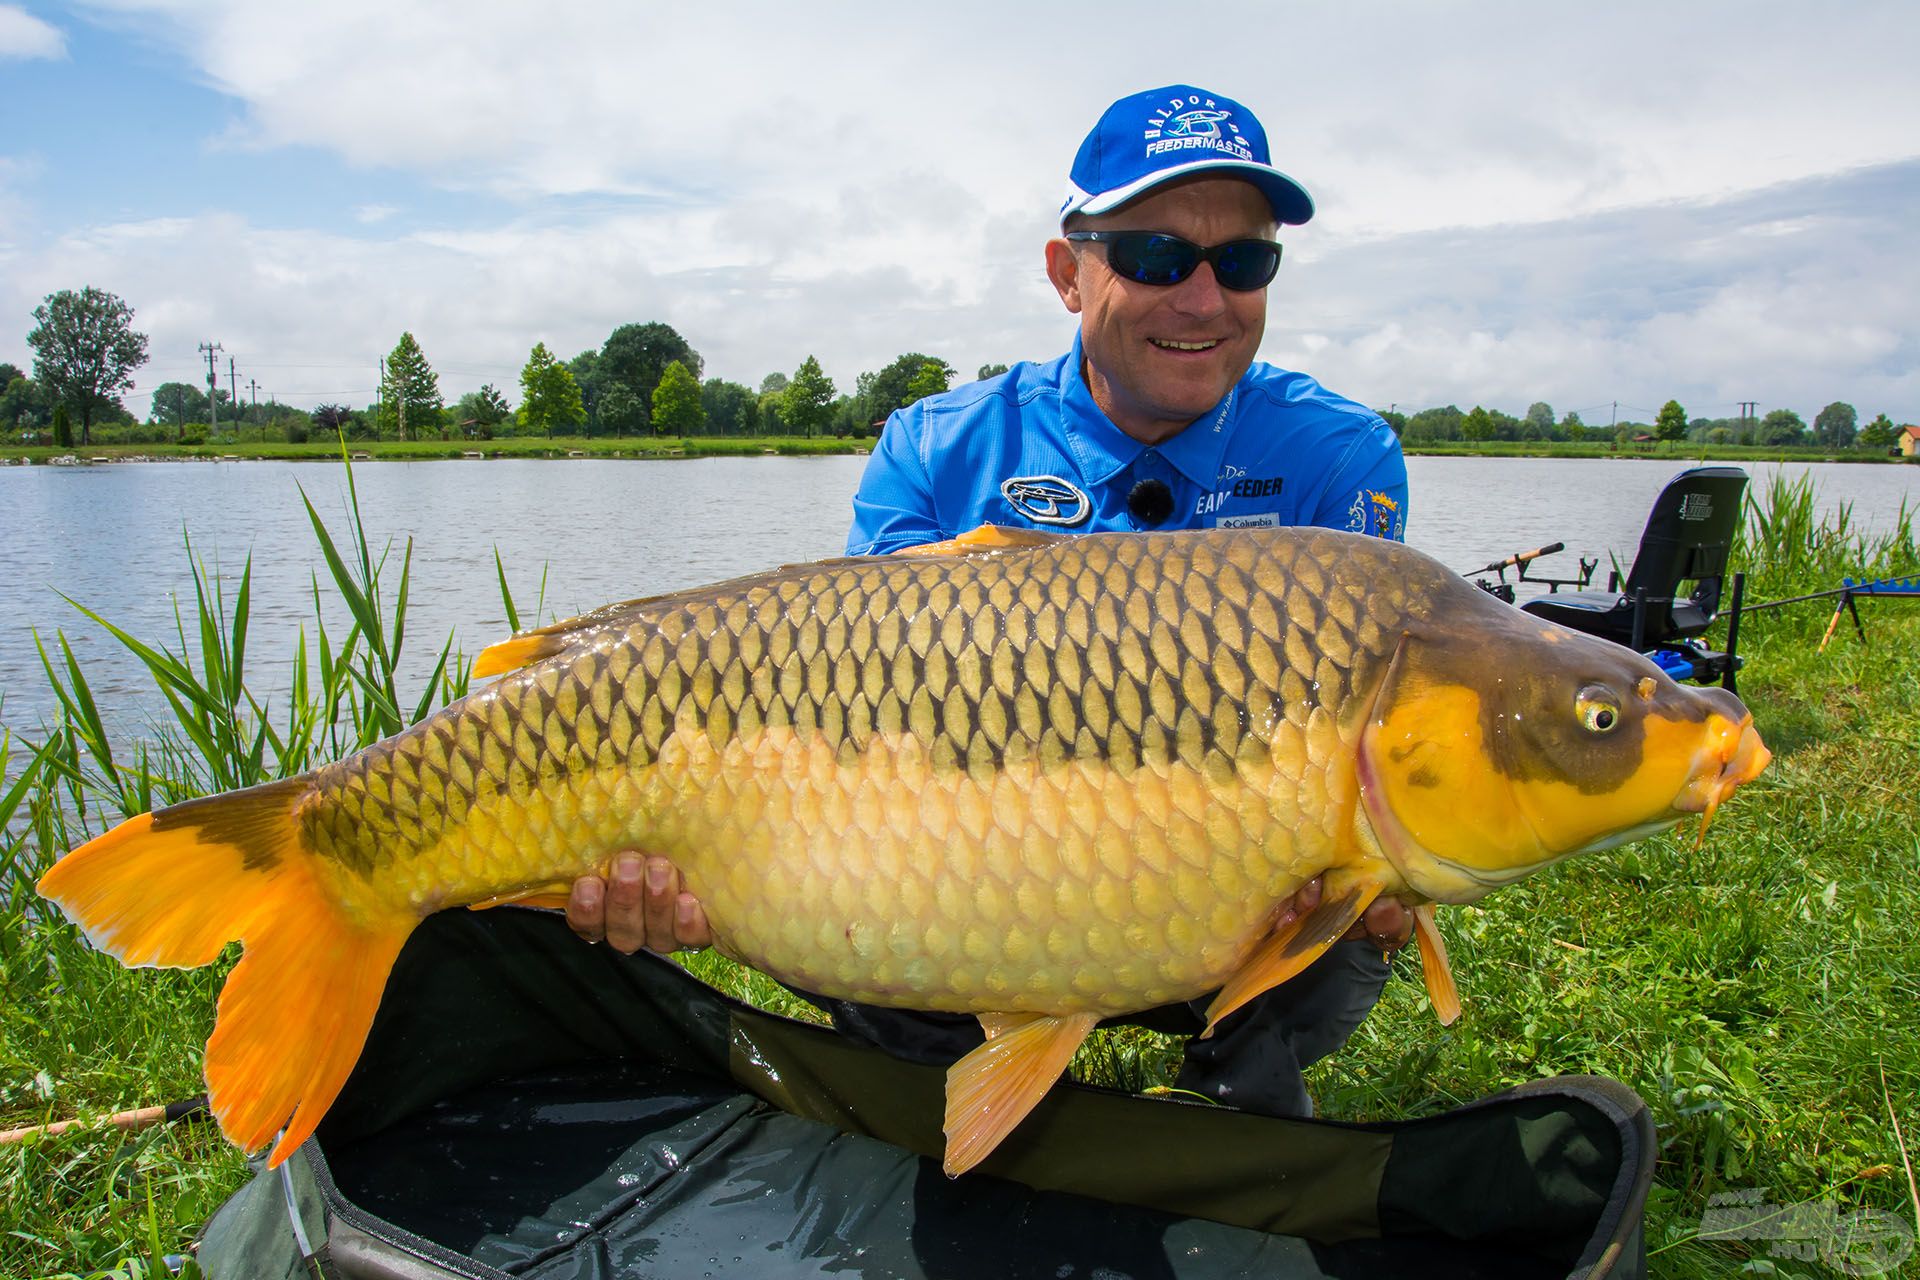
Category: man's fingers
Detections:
[
  {"x1": 602, "y1": 853, "x2": 649, "y2": 954},
  {"x1": 673, "y1": 893, "x2": 714, "y2": 950},
  {"x1": 1344, "y1": 898, "x2": 1415, "y2": 951},
  {"x1": 641, "y1": 856, "x2": 682, "y2": 953},
  {"x1": 566, "y1": 875, "x2": 606, "y2": 943}
]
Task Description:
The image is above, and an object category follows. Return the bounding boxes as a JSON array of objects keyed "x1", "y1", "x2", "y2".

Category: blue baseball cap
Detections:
[{"x1": 1060, "y1": 85, "x2": 1314, "y2": 228}]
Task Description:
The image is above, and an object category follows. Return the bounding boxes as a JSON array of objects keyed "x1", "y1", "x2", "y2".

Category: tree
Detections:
[
  {"x1": 1559, "y1": 411, "x2": 1585, "y2": 441},
  {"x1": 1377, "y1": 408, "x2": 1406, "y2": 435},
  {"x1": 860, "y1": 353, "x2": 944, "y2": 420},
  {"x1": 1402, "y1": 405, "x2": 1463, "y2": 443},
  {"x1": 1524, "y1": 402, "x2": 1555, "y2": 438},
  {"x1": 904, "y1": 357, "x2": 955, "y2": 405},
  {"x1": 567, "y1": 350, "x2": 602, "y2": 434},
  {"x1": 782, "y1": 355, "x2": 836, "y2": 437},
  {"x1": 148, "y1": 381, "x2": 209, "y2": 430},
  {"x1": 1654, "y1": 399, "x2": 1688, "y2": 445},
  {"x1": 760, "y1": 372, "x2": 789, "y2": 396},
  {"x1": 1758, "y1": 408, "x2": 1806, "y2": 445},
  {"x1": 650, "y1": 360, "x2": 704, "y2": 435},
  {"x1": 52, "y1": 403, "x2": 72, "y2": 448},
  {"x1": 0, "y1": 373, "x2": 50, "y2": 434},
  {"x1": 518, "y1": 342, "x2": 585, "y2": 435},
  {"x1": 600, "y1": 322, "x2": 702, "y2": 421},
  {"x1": 977, "y1": 362, "x2": 1011, "y2": 381},
  {"x1": 701, "y1": 379, "x2": 759, "y2": 435},
  {"x1": 454, "y1": 384, "x2": 512, "y2": 439},
  {"x1": 312, "y1": 403, "x2": 357, "y2": 437},
  {"x1": 1860, "y1": 413, "x2": 1897, "y2": 449},
  {"x1": 378, "y1": 332, "x2": 443, "y2": 439},
  {"x1": 1461, "y1": 405, "x2": 1495, "y2": 442},
  {"x1": 600, "y1": 382, "x2": 646, "y2": 436},
  {"x1": 1813, "y1": 401, "x2": 1857, "y2": 448},
  {"x1": 27, "y1": 286, "x2": 150, "y2": 445}
]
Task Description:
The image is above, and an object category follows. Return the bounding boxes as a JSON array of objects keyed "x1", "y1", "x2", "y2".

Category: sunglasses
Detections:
[{"x1": 1064, "y1": 231, "x2": 1282, "y2": 291}]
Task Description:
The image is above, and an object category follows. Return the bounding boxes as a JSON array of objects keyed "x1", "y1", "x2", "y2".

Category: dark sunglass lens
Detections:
[
  {"x1": 1213, "y1": 241, "x2": 1281, "y2": 291},
  {"x1": 1110, "y1": 233, "x2": 1199, "y2": 285}
]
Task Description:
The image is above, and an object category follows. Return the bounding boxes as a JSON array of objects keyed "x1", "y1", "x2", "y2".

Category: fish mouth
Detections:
[{"x1": 1671, "y1": 711, "x2": 1772, "y2": 840}]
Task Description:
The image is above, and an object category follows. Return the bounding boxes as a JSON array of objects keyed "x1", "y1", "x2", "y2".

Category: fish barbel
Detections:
[{"x1": 38, "y1": 525, "x2": 1770, "y2": 1175}]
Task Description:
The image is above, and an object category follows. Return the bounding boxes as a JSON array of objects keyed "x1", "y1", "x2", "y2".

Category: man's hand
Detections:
[
  {"x1": 568, "y1": 853, "x2": 712, "y2": 955},
  {"x1": 1280, "y1": 876, "x2": 1415, "y2": 952}
]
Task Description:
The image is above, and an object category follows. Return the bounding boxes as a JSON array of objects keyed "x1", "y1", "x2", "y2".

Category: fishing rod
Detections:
[{"x1": 0, "y1": 1095, "x2": 208, "y2": 1146}]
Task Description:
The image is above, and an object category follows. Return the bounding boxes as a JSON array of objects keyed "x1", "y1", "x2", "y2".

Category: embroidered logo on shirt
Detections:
[
  {"x1": 1216, "y1": 511, "x2": 1280, "y2": 530},
  {"x1": 1346, "y1": 488, "x2": 1403, "y2": 539},
  {"x1": 1195, "y1": 474, "x2": 1284, "y2": 516},
  {"x1": 1001, "y1": 475, "x2": 1092, "y2": 527}
]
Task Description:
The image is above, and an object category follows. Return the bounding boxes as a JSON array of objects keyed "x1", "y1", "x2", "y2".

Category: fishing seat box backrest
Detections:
[
  {"x1": 1520, "y1": 466, "x2": 1748, "y2": 647},
  {"x1": 198, "y1": 910, "x2": 1654, "y2": 1280}
]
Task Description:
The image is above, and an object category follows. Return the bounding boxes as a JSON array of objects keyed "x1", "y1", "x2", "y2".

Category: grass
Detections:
[
  {"x1": 2, "y1": 474, "x2": 1916, "y2": 1277},
  {"x1": 0, "y1": 434, "x2": 869, "y2": 465}
]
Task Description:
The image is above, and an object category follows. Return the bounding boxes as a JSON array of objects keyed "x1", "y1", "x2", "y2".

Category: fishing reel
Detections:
[{"x1": 1462, "y1": 541, "x2": 1597, "y2": 604}]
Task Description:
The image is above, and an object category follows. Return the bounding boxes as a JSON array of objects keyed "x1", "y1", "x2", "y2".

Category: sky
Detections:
[{"x1": 1, "y1": 1, "x2": 1917, "y2": 428}]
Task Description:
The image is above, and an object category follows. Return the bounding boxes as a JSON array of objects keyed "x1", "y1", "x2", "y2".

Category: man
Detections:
[{"x1": 569, "y1": 85, "x2": 1413, "y2": 1117}]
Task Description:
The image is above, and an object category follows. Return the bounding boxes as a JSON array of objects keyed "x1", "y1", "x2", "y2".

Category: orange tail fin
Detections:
[{"x1": 37, "y1": 778, "x2": 416, "y2": 1165}]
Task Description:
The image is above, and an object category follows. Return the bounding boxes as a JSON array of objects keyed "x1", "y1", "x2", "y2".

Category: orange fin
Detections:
[
  {"x1": 1411, "y1": 903, "x2": 1461, "y2": 1026},
  {"x1": 944, "y1": 1011, "x2": 1097, "y2": 1177},
  {"x1": 1202, "y1": 873, "x2": 1386, "y2": 1036},
  {"x1": 467, "y1": 883, "x2": 574, "y2": 911},
  {"x1": 900, "y1": 524, "x2": 1068, "y2": 557},
  {"x1": 977, "y1": 1012, "x2": 1041, "y2": 1040},
  {"x1": 473, "y1": 633, "x2": 564, "y2": 678},
  {"x1": 37, "y1": 778, "x2": 417, "y2": 1167}
]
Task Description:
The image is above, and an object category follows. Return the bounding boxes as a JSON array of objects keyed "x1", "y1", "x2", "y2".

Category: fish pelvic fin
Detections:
[
  {"x1": 1201, "y1": 870, "x2": 1387, "y2": 1036},
  {"x1": 36, "y1": 777, "x2": 416, "y2": 1167},
  {"x1": 1411, "y1": 903, "x2": 1461, "y2": 1026},
  {"x1": 473, "y1": 633, "x2": 565, "y2": 678},
  {"x1": 943, "y1": 1011, "x2": 1098, "y2": 1177}
]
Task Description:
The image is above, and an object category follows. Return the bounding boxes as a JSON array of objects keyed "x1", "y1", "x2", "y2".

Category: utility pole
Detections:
[
  {"x1": 248, "y1": 378, "x2": 260, "y2": 411},
  {"x1": 199, "y1": 341, "x2": 223, "y2": 437},
  {"x1": 1738, "y1": 400, "x2": 1757, "y2": 441},
  {"x1": 228, "y1": 356, "x2": 238, "y2": 435}
]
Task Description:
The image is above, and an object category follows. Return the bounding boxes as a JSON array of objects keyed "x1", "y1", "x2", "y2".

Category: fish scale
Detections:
[{"x1": 40, "y1": 523, "x2": 1771, "y2": 1173}]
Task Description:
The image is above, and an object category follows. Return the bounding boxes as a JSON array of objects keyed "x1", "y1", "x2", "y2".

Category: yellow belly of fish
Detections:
[{"x1": 364, "y1": 718, "x2": 1354, "y2": 1017}]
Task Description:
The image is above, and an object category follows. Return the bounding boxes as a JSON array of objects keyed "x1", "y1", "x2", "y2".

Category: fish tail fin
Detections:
[{"x1": 37, "y1": 777, "x2": 416, "y2": 1165}]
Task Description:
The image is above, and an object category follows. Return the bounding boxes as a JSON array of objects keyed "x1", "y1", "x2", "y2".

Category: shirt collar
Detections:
[{"x1": 1058, "y1": 332, "x2": 1240, "y2": 488}]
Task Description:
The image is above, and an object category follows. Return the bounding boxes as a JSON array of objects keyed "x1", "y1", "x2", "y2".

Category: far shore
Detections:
[{"x1": 0, "y1": 436, "x2": 1912, "y2": 466}]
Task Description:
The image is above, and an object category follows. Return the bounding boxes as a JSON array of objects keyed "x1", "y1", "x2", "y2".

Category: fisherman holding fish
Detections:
[{"x1": 570, "y1": 84, "x2": 1417, "y2": 1119}]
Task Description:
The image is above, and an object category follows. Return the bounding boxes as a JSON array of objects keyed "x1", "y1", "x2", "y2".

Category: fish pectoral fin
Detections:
[
  {"x1": 944, "y1": 1011, "x2": 1098, "y2": 1177},
  {"x1": 1412, "y1": 903, "x2": 1461, "y2": 1026},
  {"x1": 899, "y1": 525, "x2": 1069, "y2": 557},
  {"x1": 1201, "y1": 873, "x2": 1387, "y2": 1036},
  {"x1": 977, "y1": 1012, "x2": 1042, "y2": 1040},
  {"x1": 466, "y1": 883, "x2": 576, "y2": 912}
]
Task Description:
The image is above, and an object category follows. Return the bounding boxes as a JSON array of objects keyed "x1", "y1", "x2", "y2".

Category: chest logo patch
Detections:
[{"x1": 1002, "y1": 475, "x2": 1092, "y2": 526}]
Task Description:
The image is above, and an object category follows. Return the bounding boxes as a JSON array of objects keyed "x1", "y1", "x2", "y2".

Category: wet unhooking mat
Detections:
[{"x1": 198, "y1": 909, "x2": 1653, "y2": 1280}]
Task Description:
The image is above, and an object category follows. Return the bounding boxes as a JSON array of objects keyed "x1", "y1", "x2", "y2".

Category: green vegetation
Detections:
[{"x1": 1, "y1": 477, "x2": 1915, "y2": 1277}]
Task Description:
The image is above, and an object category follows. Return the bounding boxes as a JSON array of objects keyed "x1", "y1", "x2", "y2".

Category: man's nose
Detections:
[{"x1": 1167, "y1": 262, "x2": 1229, "y2": 317}]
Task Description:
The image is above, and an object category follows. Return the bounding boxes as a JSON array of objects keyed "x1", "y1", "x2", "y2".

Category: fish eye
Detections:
[{"x1": 1576, "y1": 686, "x2": 1621, "y2": 733}]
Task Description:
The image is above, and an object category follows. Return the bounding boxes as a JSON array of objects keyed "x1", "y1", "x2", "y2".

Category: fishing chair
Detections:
[{"x1": 1520, "y1": 466, "x2": 1749, "y2": 691}]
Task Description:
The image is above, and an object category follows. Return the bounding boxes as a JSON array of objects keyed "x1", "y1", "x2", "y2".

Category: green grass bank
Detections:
[{"x1": 1, "y1": 476, "x2": 1915, "y2": 1278}]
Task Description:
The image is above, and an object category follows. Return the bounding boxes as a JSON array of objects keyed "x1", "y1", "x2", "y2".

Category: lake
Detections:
[{"x1": 0, "y1": 455, "x2": 1912, "y2": 737}]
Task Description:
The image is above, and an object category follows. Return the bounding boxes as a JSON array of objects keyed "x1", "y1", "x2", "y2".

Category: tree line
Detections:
[
  {"x1": 1381, "y1": 399, "x2": 1902, "y2": 450},
  {"x1": 3, "y1": 285, "x2": 1908, "y2": 452}
]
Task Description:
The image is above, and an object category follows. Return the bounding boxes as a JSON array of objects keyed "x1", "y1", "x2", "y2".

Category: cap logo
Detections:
[{"x1": 1144, "y1": 95, "x2": 1253, "y2": 162}]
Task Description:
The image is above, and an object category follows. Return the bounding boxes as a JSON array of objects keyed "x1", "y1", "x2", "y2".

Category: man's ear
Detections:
[{"x1": 1044, "y1": 238, "x2": 1083, "y2": 314}]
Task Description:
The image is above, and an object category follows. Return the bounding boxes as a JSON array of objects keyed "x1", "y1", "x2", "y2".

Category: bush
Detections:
[
  {"x1": 179, "y1": 423, "x2": 208, "y2": 446},
  {"x1": 284, "y1": 420, "x2": 310, "y2": 444}
]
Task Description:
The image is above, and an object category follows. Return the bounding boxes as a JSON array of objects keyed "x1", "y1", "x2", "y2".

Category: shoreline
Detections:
[{"x1": 0, "y1": 438, "x2": 1911, "y2": 466}]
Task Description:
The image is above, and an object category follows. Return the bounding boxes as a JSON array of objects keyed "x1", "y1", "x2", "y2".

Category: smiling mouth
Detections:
[{"x1": 1149, "y1": 338, "x2": 1220, "y2": 352}]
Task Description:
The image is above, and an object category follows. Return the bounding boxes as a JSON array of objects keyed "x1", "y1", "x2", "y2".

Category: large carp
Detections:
[{"x1": 39, "y1": 525, "x2": 1769, "y2": 1175}]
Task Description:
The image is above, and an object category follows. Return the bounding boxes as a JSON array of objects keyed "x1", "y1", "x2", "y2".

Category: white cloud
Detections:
[
  {"x1": 0, "y1": 5, "x2": 63, "y2": 59},
  {"x1": 9, "y1": 3, "x2": 1918, "y2": 423}
]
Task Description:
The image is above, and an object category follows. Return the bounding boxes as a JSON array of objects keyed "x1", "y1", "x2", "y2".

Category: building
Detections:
[{"x1": 1900, "y1": 425, "x2": 1920, "y2": 457}]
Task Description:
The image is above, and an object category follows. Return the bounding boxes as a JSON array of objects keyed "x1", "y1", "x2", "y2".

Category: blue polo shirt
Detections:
[{"x1": 848, "y1": 335, "x2": 1407, "y2": 555}]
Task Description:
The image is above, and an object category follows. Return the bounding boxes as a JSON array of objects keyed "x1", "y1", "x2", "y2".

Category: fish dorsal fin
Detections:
[
  {"x1": 944, "y1": 1011, "x2": 1098, "y2": 1176},
  {"x1": 1411, "y1": 903, "x2": 1461, "y2": 1025},
  {"x1": 1202, "y1": 871, "x2": 1387, "y2": 1036},
  {"x1": 900, "y1": 524, "x2": 1069, "y2": 557}
]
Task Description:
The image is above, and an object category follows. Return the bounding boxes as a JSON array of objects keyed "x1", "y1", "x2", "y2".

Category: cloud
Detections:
[
  {"x1": 0, "y1": 5, "x2": 63, "y2": 59},
  {"x1": 353, "y1": 204, "x2": 398, "y2": 225}
]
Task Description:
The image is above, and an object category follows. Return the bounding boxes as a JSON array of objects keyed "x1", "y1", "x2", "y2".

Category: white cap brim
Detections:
[{"x1": 1060, "y1": 157, "x2": 1314, "y2": 227}]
